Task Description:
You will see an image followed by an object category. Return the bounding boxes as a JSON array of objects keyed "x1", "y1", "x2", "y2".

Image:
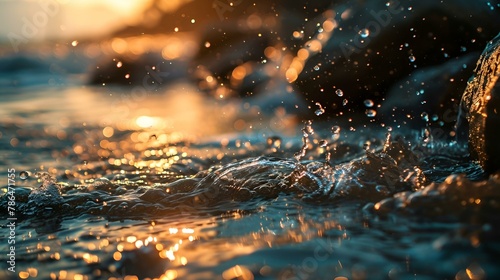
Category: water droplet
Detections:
[
  {"x1": 382, "y1": 132, "x2": 392, "y2": 152},
  {"x1": 409, "y1": 55, "x2": 416, "y2": 62},
  {"x1": 71, "y1": 40, "x2": 78, "y2": 47},
  {"x1": 335, "y1": 89, "x2": 344, "y2": 97},
  {"x1": 319, "y1": 140, "x2": 328, "y2": 148},
  {"x1": 363, "y1": 140, "x2": 371, "y2": 150},
  {"x1": 332, "y1": 125, "x2": 341, "y2": 134},
  {"x1": 204, "y1": 41, "x2": 211, "y2": 48},
  {"x1": 303, "y1": 120, "x2": 314, "y2": 136},
  {"x1": 342, "y1": 99, "x2": 348, "y2": 106},
  {"x1": 20, "y1": 171, "x2": 30, "y2": 180},
  {"x1": 295, "y1": 121, "x2": 313, "y2": 161},
  {"x1": 116, "y1": 61, "x2": 123, "y2": 68},
  {"x1": 421, "y1": 112, "x2": 429, "y2": 122},
  {"x1": 359, "y1": 28, "x2": 370, "y2": 38},
  {"x1": 421, "y1": 127, "x2": 431, "y2": 144},
  {"x1": 124, "y1": 74, "x2": 130, "y2": 79},
  {"x1": 313, "y1": 64, "x2": 321, "y2": 71},
  {"x1": 314, "y1": 102, "x2": 325, "y2": 116},
  {"x1": 364, "y1": 99, "x2": 374, "y2": 108},
  {"x1": 365, "y1": 109, "x2": 377, "y2": 117},
  {"x1": 431, "y1": 114, "x2": 439, "y2": 122}
]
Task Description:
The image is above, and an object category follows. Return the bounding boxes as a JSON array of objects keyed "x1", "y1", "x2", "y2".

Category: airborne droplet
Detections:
[
  {"x1": 364, "y1": 99, "x2": 374, "y2": 108},
  {"x1": 335, "y1": 89, "x2": 344, "y2": 97},
  {"x1": 20, "y1": 171, "x2": 30, "y2": 180},
  {"x1": 331, "y1": 125, "x2": 341, "y2": 141},
  {"x1": 319, "y1": 140, "x2": 328, "y2": 148},
  {"x1": 332, "y1": 125, "x2": 341, "y2": 134},
  {"x1": 421, "y1": 112, "x2": 429, "y2": 122},
  {"x1": 365, "y1": 109, "x2": 377, "y2": 117},
  {"x1": 314, "y1": 102, "x2": 325, "y2": 116},
  {"x1": 359, "y1": 28, "x2": 370, "y2": 38}
]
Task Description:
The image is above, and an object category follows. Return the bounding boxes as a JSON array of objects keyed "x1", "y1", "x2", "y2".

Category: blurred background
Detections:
[{"x1": 0, "y1": 0, "x2": 152, "y2": 42}]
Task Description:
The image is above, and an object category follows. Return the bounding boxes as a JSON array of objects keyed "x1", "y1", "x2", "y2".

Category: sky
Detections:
[{"x1": 0, "y1": 0, "x2": 151, "y2": 43}]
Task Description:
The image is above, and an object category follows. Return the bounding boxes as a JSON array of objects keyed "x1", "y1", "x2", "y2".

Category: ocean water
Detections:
[{"x1": 1, "y1": 42, "x2": 500, "y2": 280}]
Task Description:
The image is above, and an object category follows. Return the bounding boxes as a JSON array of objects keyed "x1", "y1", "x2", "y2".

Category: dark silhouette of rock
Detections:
[
  {"x1": 295, "y1": 0, "x2": 499, "y2": 120},
  {"x1": 457, "y1": 32, "x2": 500, "y2": 174},
  {"x1": 379, "y1": 52, "x2": 479, "y2": 131},
  {"x1": 95, "y1": 0, "x2": 499, "y2": 123}
]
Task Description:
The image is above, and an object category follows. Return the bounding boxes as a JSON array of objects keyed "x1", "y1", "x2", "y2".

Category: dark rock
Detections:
[
  {"x1": 100, "y1": 0, "x2": 499, "y2": 122},
  {"x1": 295, "y1": 0, "x2": 499, "y2": 120},
  {"x1": 379, "y1": 52, "x2": 479, "y2": 130},
  {"x1": 191, "y1": 26, "x2": 272, "y2": 97},
  {"x1": 457, "y1": 32, "x2": 500, "y2": 174}
]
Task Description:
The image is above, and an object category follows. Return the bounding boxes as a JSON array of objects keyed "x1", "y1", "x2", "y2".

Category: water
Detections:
[{"x1": 1, "y1": 46, "x2": 500, "y2": 280}]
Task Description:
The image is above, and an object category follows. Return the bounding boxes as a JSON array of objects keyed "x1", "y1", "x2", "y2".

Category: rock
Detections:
[
  {"x1": 457, "y1": 32, "x2": 500, "y2": 174},
  {"x1": 379, "y1": 52, "x2": 479, "y2": 130},
  {"x1": 295, "y1": 0, "x2": 499, "y2": 120},
  {"x1": 98, "y1": 0, "x2": 499, "y2": 122},
  {"x1": 191, "y1": 26, "x2": 272, "y2": 98}
]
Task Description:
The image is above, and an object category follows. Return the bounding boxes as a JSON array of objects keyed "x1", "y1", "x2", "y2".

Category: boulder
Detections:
[
  {"x1": 379, "y1": 52, "x2": 479, "y2": 130},
  {"x1": 295, "y1": 0, "x2": 499, "y2": 120},
  {"x1": 457, "y1": 32, "x2": 500, "y2": 174}
]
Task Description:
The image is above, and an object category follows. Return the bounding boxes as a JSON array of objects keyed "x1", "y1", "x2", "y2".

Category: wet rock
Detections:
[
  {"x1": 294, "y1": 0, "x2": 499, "y2": 120},
  {"x1": 98, "y1": 0, "x2": 499, "y2": 122},
  {"x1": 379, "y1": 53, "x2": 479, "y2": 130},
  {"x1": 457, "y1": 32, "x2": 500, "y2": 173},
  {"x1": 191, "y1": 26, "x2": 271, "y2": 97}
]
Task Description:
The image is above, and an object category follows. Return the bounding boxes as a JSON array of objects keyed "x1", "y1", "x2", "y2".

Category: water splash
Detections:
[
  {"x1": 314, "y1": 102, "x2": 325, "y2": 116},
  {"x1": 331, "y1": 125, "x2": 341, "y2": 141},
  {"x1": 293, "y1": 120, "x2": 316, "y2": 162}
]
